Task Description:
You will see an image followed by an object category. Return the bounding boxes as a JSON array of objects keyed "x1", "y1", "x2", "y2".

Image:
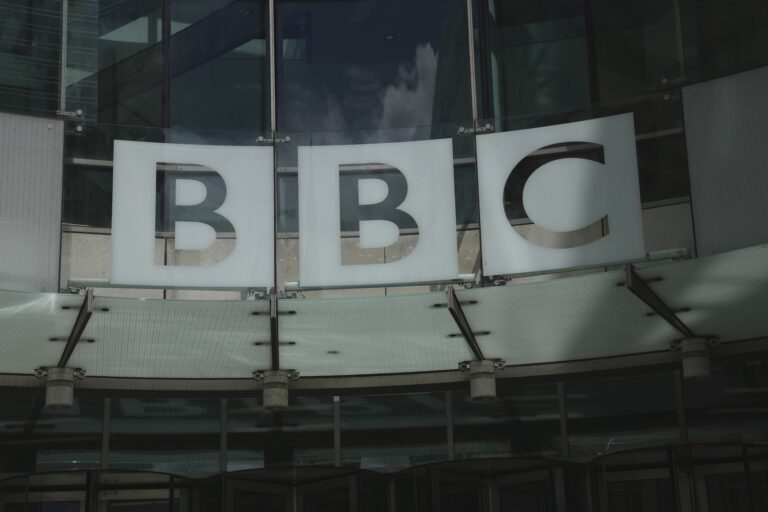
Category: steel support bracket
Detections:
[
  {"x1": 624, "y1": 264, "x2": 696, "y2": 339},
  {"x1": 447, "y1": 286, "x2": 485, "y2": 360},
  {"x1": 57, "y1": 289, "x2": 94, "y2": 368}
]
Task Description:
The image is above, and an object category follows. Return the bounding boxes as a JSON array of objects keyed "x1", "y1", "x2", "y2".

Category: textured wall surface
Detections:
[
  {"x1": 0, "y1": 112, "x2": 63, "y2": 292},
  {"x1": 683, "y1": 65, "x2": 768, "y2": 255}
]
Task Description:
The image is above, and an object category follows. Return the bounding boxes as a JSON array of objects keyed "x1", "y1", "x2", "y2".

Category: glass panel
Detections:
[
  {"x1": 435, "y1": 473, "x2": 483, "y2": 512},
  {"x1": 70, "y1": 296, "x2": 271, "y2": 378},
  {"x1": 748, "y1": 446, "x2": 768, "y2": 511},
  {"x1": 680, "y1": 0, "x2": 768, "y2": 81},
  {"x1": 457, "y1": 271, "x2": 680, "y2": 364},
  {"x1": 591, "y1": 0, "x2": 682, "y2": 102},
  {"x1": 299, "y1": 479, "x2": 351, "y2": 512},
  {"x1": 453, "y1": 383, "x2": 560, "y2": 459},
  {"x1": 595, "y1": 449, "x2": 675, "y2": 512},
  {"x1": 480, "y1": 0, "x2": 591, "y2": 120},
  {"x1": 275, "y1": 0, "x2": 471, "y2": 133},
  {"x1": 478, "y1": 0, "x2": 691, "y2": 206},
  {"x1": 607, "y1": 479, "x2": 675, "y2": 511},
  {"x1": 277, "y1": 292, "x2": 472, "y2": 376},
  {"x1": 566, "y1": 372, "x2": 679, "y2": 457},
  {"x1": 0, "y1": 0, "x2": 61, "y2": 116},
  {"x1": 340, "y1": 392, "x2": 447, "y2": 468},
  {"x1": 228, "y1": 396, "x2": 334, "y2": 469},
  {"x1": 169, "y1": 0, "x2": 269, "y2": 140},
  {"x1": 67, "y1": 0, "x2": 164, "y2": 127},
  {"x1": 634, "y1": 244, "x2": 768, "y2": 343},
  {"x1": 96, "y1": 473, "x2": 188, "y2": 512},
  {"x1": 0, "y1": 391, "x2": 102, "y2": 472},
  {"x1": 109, "y1": 397, "x2": 220, "y2": 473},
  {"x1": 0, "y1": 473, "x2": 87, "y2": 512},
  {"x1": 684, "y1": 360, "x2": 768, "y2": 444}
]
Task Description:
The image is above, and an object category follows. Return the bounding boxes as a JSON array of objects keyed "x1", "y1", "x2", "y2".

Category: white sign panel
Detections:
[
  {"x1": 298, "y1": 139, "x2": 459, "y2": 287},
  {"x1": 111, "y1": 141, "x2": 274, "y2": 288},
  {"x1": 476, "y1": 113, "x2": 645, "y2": 276}
]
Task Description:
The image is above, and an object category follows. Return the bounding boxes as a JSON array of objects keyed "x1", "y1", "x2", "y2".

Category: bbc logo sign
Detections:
[{"x1": 111, "y1": 114, "x2": 644, "y2": 288}]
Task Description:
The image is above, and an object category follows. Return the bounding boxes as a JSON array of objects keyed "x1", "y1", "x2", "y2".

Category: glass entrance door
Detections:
[
  {"x1": 227, "y1": 480, "x2": 291, "y2": 512},
  {"x1": 225, "y1": 473, "x2": 355, "y2": 512}
]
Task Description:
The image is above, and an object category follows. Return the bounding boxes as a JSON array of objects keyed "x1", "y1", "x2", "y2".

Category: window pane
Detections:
[
  {"x1": 275, "y1": 0, "x2": 472, "y2": 133},
  {"x1": 684, "y1": 359, "x2": 768, "y2": 444},
  {"x1": 228, "y1": 396, "x2": 334, "y2": 470},
  {"x1": 109, "y1": 397, "x2": 220, "y2": 473},
  {"x1": 169, "y1": 0, "x2": 269, "y2": 140},
  {"x1": 0, "y1": 391, "x2": 102, "y2": 472},
  {"x1": 0, "y1": 0, "x2": 61, "y2": 115},
  {"x1": 567, "y1": 372, "x2": 679, "y2": 457},
  {"x1": 67, "y1": 0, "x2": 164, "y2": 127},
  {"x1": 453, "y1": 382, "x2": 561, "y2": 459},
  {"x1": 340, "y1": 392, "x2": 447, "y2": 468}
]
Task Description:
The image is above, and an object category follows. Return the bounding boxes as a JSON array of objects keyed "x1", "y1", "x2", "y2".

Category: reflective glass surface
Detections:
[
  {"x1": 67, "y1": 0, "x2": 164, "y2": 127},
  {"x1": 684, "y1": 360, "x2": 768, "y2": 445},
  {"x1": 0, "y1": 391, "x2": 102, "y2": 473},
  {"x1": 275, "y1": 0, "x2": 471, "y2": 133},
  {"x1": 340, "y1": 392, "x2": 447, "y2": 468},
  {"x1": 566, "y1": 372, "x2": 680, "y2": 457},
  {"x1": 0, "y1": 1, "x2": 61, "y2": 116},
  {"x1": 452, "y1": 383, "x2": 561, "y2": 459},
  {"x1": 169, "y1": 0, "x2": 269, "y2": 140},
  {"x1": 228, "y1": 396, "x2": 334, "y2": 470},
  {"x1": 109, "y1": 397, "x2": 221, "y2": 473}
]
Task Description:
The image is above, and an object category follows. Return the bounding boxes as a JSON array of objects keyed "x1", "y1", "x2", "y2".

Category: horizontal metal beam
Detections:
[
  {"x1": 446, "y1": 286, "x2": 485, "y2": 360},
  {"x1": 58, "y1": 288, "x2": 94, "y2": 368},
  {"x1": 625, "y1": 264, "x2": 696, "y2": 338}
]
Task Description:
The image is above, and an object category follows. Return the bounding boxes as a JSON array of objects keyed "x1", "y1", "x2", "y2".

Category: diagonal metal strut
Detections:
[
  {"x1": 58, "y1": 288, "x2": 94, "y2": 368},
  {"x1": 447, "y1": 286, "x2": 485, "y2": 360},
  {"x1": 625, "y1": 264, "x2": 696, "y2": 338}
]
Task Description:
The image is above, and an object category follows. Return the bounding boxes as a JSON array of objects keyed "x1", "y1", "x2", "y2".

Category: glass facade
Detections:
[
  {"x1": 39, "y1": 0, "x2": 757, "y2": 298},
  {"x1": 0, "y1": 1, "x2": 767, "y2": 509}
]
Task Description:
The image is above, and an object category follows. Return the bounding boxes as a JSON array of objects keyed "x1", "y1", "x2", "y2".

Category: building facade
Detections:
[{"x1": 0, "y1": 0, "x2": 767, "y2": 510}]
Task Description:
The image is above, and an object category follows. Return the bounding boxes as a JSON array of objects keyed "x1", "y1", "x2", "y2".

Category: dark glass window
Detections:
[
  {"x1": 479, "y1": 0, "x2": 591, "y2": 121},
  {"x1": 228, "y1": 396, "x2": 334, "y2": 469},
  {"x1": 452, "y1": 382, "x2": 561, "y2": 459},
  {"x1": 0, "y1": 390, "x2": 102, "y2": 473},
  {"x1": 566, "y1": 372, "x2": 679, "y2": 457},
  {"x1": 684, "y1": 359, "x2": 768, "y2": 444},
  {"x1": 68, "y1": 0, "x2": 165, "y2": 127},
  {"x1": 169, "y1": 0, "x2": 269, "y2": 141},
  {"x1": 109, "y1": 397, "x2": 220, "y2": 473},
  {"x1": 0, "y1": 1, "x2": 61, "y2": 116},
  {"x1": 681, "y1": 0, "x2": 768, "y2": 82},
  {"x1": 340, "y1": 392, "x2": 447, "y2": 468},
  {"x1": 275, "y1": 0, "x2": 472, "y2": 134}
]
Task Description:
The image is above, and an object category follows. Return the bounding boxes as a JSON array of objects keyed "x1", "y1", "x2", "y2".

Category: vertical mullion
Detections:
[
  {"x1": 333, "y1": 396, "x2": 341, "y2": 466},
  {"x1": 558, "y1": 382, "x2": 570, "y2": 458},
  {"x1": 674, "y1": 370, "x2": 688, "y2": 443},
  {"x1": 269, "y1": 0, "x2": 277, "y2": 133},
  {"x1": 445, "y1": 391, "x2": 454, "y2": 460},
  {"x1": 220, "y1": 398, "x2": 228, "y2": 472},
  {"x1": 268, "y1": 0, "x2": 280, "y2": 369},
  {"x1": 162, "y1": 0, "x2": 171, "y2": 130},
  {"x1": 101, "y1": 397, "x2": 110, "y2": 469},
  {"x1": 465, "y1": 0, "x2": 479, "y2": 123},
  {"x1": 582, "y1": 0, "x2": 601, "y2": 107},
  {"x1": 59, "y1": 0, "x2": 68, "y2": 113}
]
